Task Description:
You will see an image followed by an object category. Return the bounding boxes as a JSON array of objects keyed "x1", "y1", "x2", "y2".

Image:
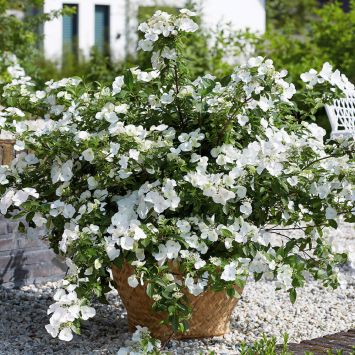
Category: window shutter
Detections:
[
  {"x1": 63, "y1": 4, "x2": 78, "y2": 55},
  {"x1": 95, "y1": 5, "x2": 110, "y2": 54}
]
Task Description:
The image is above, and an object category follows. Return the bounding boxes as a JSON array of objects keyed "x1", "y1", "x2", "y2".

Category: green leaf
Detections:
[
  {"x1": 226, "y1": 287, "x2": 236, "y2": 298},
  {"x1": 146, "y1": 283, "x2": 154, "y2": 298},
  {"x1": 328, "y1": 219, "x2": 338, "y2": 229},
  {"x1": 168, "y1": 305, "x2": 175, "y2": 314},
  {"x1": 124, "y1": 70, "x2": 134, "y2": 90},
  {"x1": 289, "y1": 288, "x2": 297, "y2": 304},
  {"x1": 254, "y1": 272, "x2": 263, "y2": 282},
  {"x1": 18, "y1": 221, "x2": 26, "y2": 233}
]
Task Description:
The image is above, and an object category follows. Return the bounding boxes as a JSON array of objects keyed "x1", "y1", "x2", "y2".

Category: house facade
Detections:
[{"x1": 43, "y1": 0, "x2": 266, "y2": 62}]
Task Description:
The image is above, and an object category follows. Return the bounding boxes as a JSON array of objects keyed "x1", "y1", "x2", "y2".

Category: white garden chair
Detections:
[{"x1": 325, "y1": 91, "x2": 355, "y2": 138}]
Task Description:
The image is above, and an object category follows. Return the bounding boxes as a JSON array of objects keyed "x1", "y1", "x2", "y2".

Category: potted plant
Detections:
[{"x1": 0, "y1": 9, "x2": 354, "y2": 349}]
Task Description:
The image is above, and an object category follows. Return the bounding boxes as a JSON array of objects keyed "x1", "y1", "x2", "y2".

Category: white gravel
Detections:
[{"x1": 1, "y1": 223, "x2": 355, "y2": 355}]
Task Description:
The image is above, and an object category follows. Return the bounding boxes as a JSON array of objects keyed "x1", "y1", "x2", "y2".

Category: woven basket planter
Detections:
[
  {"x1": 112, "y1": 263, "x2": 243, "y2": 341},
  {"x1": 0, "y1": 139, "x2": 15, "y2": 165}
]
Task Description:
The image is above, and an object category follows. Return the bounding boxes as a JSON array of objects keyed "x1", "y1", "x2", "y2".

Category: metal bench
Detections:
[{"x1": 325, "y1": 91, "x2": 355, "y2": 139}]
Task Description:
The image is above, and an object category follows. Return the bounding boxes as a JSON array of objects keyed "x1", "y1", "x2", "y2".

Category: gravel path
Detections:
[
  {"x1": 1, "y1": 268, "x2": 354, "y2": 355},
  {"x1": 1, "y1": 223, "x2": 355, "y2": 354}
]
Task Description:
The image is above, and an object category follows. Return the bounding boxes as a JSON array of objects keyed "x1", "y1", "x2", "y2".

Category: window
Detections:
[
  {"x1": 62, "y1": 4, "x2": 79, "y2": 57},
  {"x1": 95, "y1": 5, "x2": 110, "y2": 55}
]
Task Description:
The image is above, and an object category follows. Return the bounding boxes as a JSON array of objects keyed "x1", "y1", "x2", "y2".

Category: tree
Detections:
[{"x1": 266, "y1": 0, "x2": 319, "y2": 32}]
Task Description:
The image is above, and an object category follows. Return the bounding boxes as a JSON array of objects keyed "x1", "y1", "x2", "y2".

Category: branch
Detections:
[
  {"x1": 173, "y1": 64, "x2": 185, "y2": 129},
  {"x1": 269, "y1": 231, "x2": 317, "y2": 262},
  {"x1": 301, "y1": 155, "x2": 335, "y2": 171}
]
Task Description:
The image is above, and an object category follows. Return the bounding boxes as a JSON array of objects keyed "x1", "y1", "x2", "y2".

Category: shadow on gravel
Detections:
[
  {"x1": 0, "y1": 250, "x2": 29, "y2": 288},
  {"x1": 0, "y1": 287, "x2": 130, "y2": 354}
]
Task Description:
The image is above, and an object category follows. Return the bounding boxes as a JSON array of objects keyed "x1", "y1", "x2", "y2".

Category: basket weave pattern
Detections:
[
  {"x1": 112, "y1": 263, "x2": 243, "y2": 341},
  {"x1": 0, "y1": 140, "x2": 15, "y2": 165}
]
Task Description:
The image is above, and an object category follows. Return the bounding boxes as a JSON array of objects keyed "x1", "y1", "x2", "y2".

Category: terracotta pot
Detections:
[{"x1": 112, "y1": 263, "x2": 243, "y2": 341}]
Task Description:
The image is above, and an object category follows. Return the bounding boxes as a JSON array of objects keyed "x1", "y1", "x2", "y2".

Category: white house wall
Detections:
[
  {"x1": 43, "y1": 0, "x2": 126, "y2": 62},
  {"x1": 43, "y1": 0, "x2": 265, "y2": 61},
  {"x1": 201, "y1": 0, "x2": 265, "y2": 34}
]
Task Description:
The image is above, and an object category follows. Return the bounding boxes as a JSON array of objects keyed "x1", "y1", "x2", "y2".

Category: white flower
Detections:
[
  {"x1": 194, "y1": 258, "x2": 206, "y2": 269},
  {"x1": 120, "y1": 236, "x2": 134, "y2": 250},
  {"x1": 81, "y1": 148, "x2": 95, "y2": 162},
  {"x1": 287, "y1": 176, "x2": 298, "y2": 186},
  {"x1": 247, "y1": 56, "x2": 264, "y2": 68},
  {"x1": 45, "y1": 324, "x2": 59, "y2": 338},
  {"x1": 129, "y1": 149, "x2": 140, "y2": 161},
  {"x1": 325, "y1": 206, "x2": 337, "y2": 220},
  {"x1": 14, "y1": 140, "x2": 25, "y2": 151},
  {"x1": 58, "y1": 327, "x2": 73, "y2": 342},
  {"x1": 59, "y1": 228, "x2": 78, "y2": 253},
  {"x1": 12, "y1": 190, "x2": 30, "y2": 206},
  {"x1": 87, "y1": 176, "x2": 98, "y2": 190},
  {"x1": 165, "y1": 240, "x2": 181, "y2": 259},
  {"x1": 33, "y1": 213, "x2": 47, "y2": 227},
  {"x1": 133, "y1": 226, "x2": 146, "y2": 240},
  {"x1": 127, "y1": 275, "x2": 139, "y2": 288},
  {"x1": 61, "y1": 161, "x2": 74, "y2": 181},
  {"x1": 105, "y1": 241, "x2": 120, "y2": 260},
  {"x1": 238, "y1": 115, "x2": 249, "y2": 126},
  {"x1": 258, "y1": 96, "x2": 274, "y2": 112},
  {"x1": 277, "y1": 264, "x2": 293, "y2": 290},
  {"x1": 240, "y1": 202, "x2": 252, "y2": 217},
  {"x1": 185, "y1": 275, "x2": 208, "y2": 296},
  {"x1": 112, "y1": 76, "x2": 124, "y2": 95},
  {"x1": 153, "y1": 244, "x2": 168, "y2": 264},
  {"x1": 68, "y1": 305, "x2": 80, "y2": 318},
  {"x1": 221, "y1": 262, "x2": 237, "y2": 281},
  {"x1": 176, "y1": 17, "x2": 199, "y2": 32},
  {"x1": 63, "y1": 204, "x2": 75, "y2": 219},
  {"x1": 300, "y1": 69, "x2": 319, "y2": 88},
  {"x1": 51, "y1": 160, "x2": 73, "y2": 183},
  {"x1": 0, "y1": 190, "x2": 15, "y2": 214},
  {"x1": 36, "y1": 90, "x2": 46, "y2": 99},
  {"x1": 180, "y1": 8, "x2": 197, "y2": 16},
  {"x1": 160, "y1": 92, "x2": 174, "y2": 105},
  {"x1": 319, "y1": 62, "x2": 333, "y2": 81},
  {"x1": 177, "y1": 220, "x2": 191, "y2": 233},
  {"x1": 115, "y1": 104, "x2": 129, "y2": 114},
  {"x1": 94, "y1": 259, "x2": 102, "y2": 269},
  {"x1": 138, "y1": 39, "x2": 153, "y2": 52},
  {"x1": 145, "y1": 191, "x2": 169, "y2": 214},
  {"x1": 161, "y1": 47, "x2": 177, "y2": 60},
  {"x1": 236, "y1": 186, "x2": 247, "y2": 199},
  {"x1": 132, "y1": 69, "x2": 160, "y2": 82},
  {"x1": 80, "y1": 306, "x2": 96, "y2": 320}
]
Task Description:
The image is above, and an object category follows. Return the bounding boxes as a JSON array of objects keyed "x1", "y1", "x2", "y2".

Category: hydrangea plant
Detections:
[{"x1": 0, "y1": 9, "x2": 354, "y2": 345}]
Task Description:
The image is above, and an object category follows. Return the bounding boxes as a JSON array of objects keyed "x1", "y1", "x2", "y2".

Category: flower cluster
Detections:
[
  {"x1": 45, "y1": 282, "x2": 96, "y2": 341},
  {"x1": 137, "y1": 9, "x2": 198, "y2": 70},
  {"x1": 117, "y1": 326, "x2": 161, "y2": 355},
  {"x1": 301, "y1": 62, "x2": 355, "y2": 92},
  {"x1": 0, "y1": 9, "x2": 354, "y2": 343}
]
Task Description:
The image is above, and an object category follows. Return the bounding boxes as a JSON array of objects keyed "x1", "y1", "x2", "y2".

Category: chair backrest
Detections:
[{"x1": 325, "y1": 92, "x2": 355, "y2": 138}]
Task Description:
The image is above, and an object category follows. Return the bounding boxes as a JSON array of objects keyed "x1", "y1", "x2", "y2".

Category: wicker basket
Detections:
[
  {"x1": 0, "y1": 140, "x2": 15, "y2": 165},
  {"x1": 112, "y1": 263, "x2": 243, "y2": 341}
]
